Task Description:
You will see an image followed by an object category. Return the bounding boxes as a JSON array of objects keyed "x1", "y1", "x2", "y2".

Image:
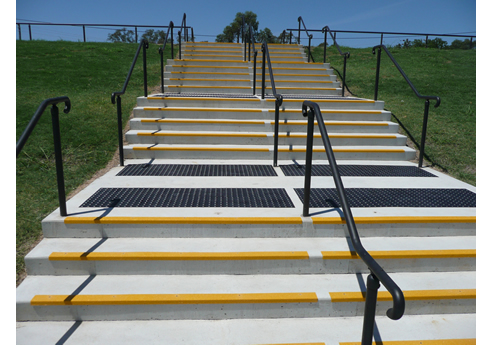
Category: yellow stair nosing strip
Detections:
[
  {"x1": 330, "y1": 289, "x2": 476, "y2": 303},
  {"x1": 170, "y1": 65, "x2": 250, "y2": 69},
  {"x1": 322, "y1": 249, "x2": 476, "y2": 260},
  {"x1": 147, "y1": 96, "x2": 259, "y2": 102},
  {"x1": 143, "y1": 107, "x2": 262, "y2": 113},
  {"x1": 137, "y1": 132, "x2": 268, "y2": 138},
  {"x1": 268, "y1": 99, "x2": 375, "y2": 103},
  {"x1": 272, "y1": 121, "x2": 388, "y2": 126},
  {"x1": 168, "y1": 78, "x2": 251, "y2": 82},
  {"x1": 49, "y1": 251, "x2": 310, "y2": 261},
  {"x1": 133, "y1": 146, "x2": 270, "y2": 152},
  {"x1": 140, "y1": 119, "x2": 265, "y2": 124},
  {"x1": 277, "y1": 148, "x2": 405, "y2": 153},
  {"x1": 64, "y1": 217, "x2": 303, "y2": 225},
  {"x1": 311, "y1": 216, "x2": 476, "y2": 224},
  {"x1": 166, "y1": 85, "x2": 251, "y2": 89},
  {"x1": 339, "y1": 339, "x2": 476, "y2": 345},
  {"x1": 277, "y1": 134, "x2": 397, "y2": 139},
  {"x1": 268, "y1": 109, "x2": 383, "y2": 114},
  {"x1": 31, "y1": 292, "x2": 318, "y2": 306}
]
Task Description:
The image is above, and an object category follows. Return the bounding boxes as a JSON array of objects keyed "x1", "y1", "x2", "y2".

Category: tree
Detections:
[
  {"x1": 216, "y1": 11, "x2": 259, "y2": 43},
  {"x1": 257, "y1": 28, "x2": 278, "y2": 44},
  {"x1": 107, "y1": 28, "x2": 136, "y2": 43},
  {"x1": 141, "y1": 29, "x2": 167, "y2": 44}
]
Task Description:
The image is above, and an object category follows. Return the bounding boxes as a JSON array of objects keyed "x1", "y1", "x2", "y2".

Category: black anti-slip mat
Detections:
[
  {"x1": 117, "y1": 164, "x2": 277, "y2": 177},
  {"x1": 81, "y1": 188, "x2": 294, "y2": 208},
  {"x1": 294, "y1": 188, "x2": 476, "y2": 208},
  {"x1": 281, "y1": 164, "x2": 437, "y2": 177}
]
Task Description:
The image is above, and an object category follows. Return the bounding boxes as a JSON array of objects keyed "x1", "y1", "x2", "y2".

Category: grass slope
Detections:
[
  {"x1": 16, "y1": 40, "x2": 172, "y2": 284},
  {"x1": 312, "y1": 45, "x2": 476, "y2": 185}
]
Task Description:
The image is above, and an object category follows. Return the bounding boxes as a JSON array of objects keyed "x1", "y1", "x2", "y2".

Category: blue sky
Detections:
[{"x1": 15, "y1": 0, "x2": 477, "y2": 47}]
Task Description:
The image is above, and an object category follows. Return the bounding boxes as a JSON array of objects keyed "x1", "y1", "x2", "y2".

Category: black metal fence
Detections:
[{"x1": 16, "y1": 22, "x2": 190, "y2": 43}]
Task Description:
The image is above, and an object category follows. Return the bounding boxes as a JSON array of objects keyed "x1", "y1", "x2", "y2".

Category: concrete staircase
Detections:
[{"x1": 16, "y1": 41, "x2": 476, "y2": 344}]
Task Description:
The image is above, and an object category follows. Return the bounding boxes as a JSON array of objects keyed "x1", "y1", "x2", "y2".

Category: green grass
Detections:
[
  {"x1": 311, "y1": 45, "x2": 476, "y2": 185},
  {"x1": 16, "y1": 40, "x2": 173, "y2": 285}
]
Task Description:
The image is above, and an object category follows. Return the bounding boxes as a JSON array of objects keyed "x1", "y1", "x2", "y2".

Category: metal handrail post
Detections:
[
  {"x1": 342, "y1": 54, "x2": 347, "y2": 97},
  {"x1": 419, "y1": 100, "x2": 431, "y2": 168},
  {"x1": 261, "y1": 45, "x2": 266, "y2": 99},
  {"x1": 302, "y1": 107, "x2": 315, "y2": 217},
  {"x1": 323, "y1": 27, "x2": 327, "y2": 63},
  {"x1": 374, "y1": 47, "x2": 382, "y2": 101},
  {"x1": 361, "y1": 273, "x2": 381, "y2": 345},
  {"x1": 50, "y1": 104, "x2": 67, "y2": 216},
  {"x1": 116, "y1": 95, "x2": 124, "y2": 166}
]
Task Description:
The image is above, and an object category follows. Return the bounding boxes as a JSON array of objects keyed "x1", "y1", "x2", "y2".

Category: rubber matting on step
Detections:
[
  {"x1": 117, "y1": 164, "x2": 277, "y2": 177},
  {"x1": 81, "y1": 188, "x2": 294, "y2": 208},
  {"x1": 281, "y1": 164, "x2": 436, "y2": 177},
  {"x1": 294, "y1": 188, "x2": 476, "y2": 208}
]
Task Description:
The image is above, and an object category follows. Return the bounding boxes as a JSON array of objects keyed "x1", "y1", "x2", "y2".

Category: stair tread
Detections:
[{"x1": 16, "y1": 314, "x2": 476, "y2": 345}]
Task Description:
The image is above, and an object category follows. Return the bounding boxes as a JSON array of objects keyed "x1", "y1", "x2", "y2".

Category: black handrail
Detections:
[
  {"x1": 297, "y1": 17, "x2": 315, "y2": 62},
  {"x1": 322, "y1": 25, "x2": 350, "y2": 97},
  {"x1": 180, "y1": 13, "x2": 187, "y2": 42},
  {"x1": 159, "y1": 21, "x2": 174, "y2": 93},
  {"x1": 16, "y1": 96, "x2": 72, "y2": 216},
  {"x1": 111, "y1": 38, "x2": 149, "y2": 166},
  {"x1": 260, "y1": 41, "x2": 283, "y2": 167},
  {"x1": 301, "y1": 100, "x2": 405, "y2": 344},
  {"x1": 248, "y1": 25, "x2": 259, "y2": 96},
  {"x1": 372, "y1": 44, "x2": 441, "y2": 168}
]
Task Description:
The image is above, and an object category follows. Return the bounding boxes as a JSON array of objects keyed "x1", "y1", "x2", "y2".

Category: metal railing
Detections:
[
  {"x1": 322, "y1": 25, "x2": 350, "y2": 97},
  {"x1": 159, "y1": 21, "x2": 174, "y2": 92},
  {"x1": 259, "y1": 41, "x2": 283, "y2": 167},
  {"x1": 16, "y1": 96, "x2": 72, "y2": 216},
  {"x1": 300, "y1": 100, "x2": 405, "y2": 345},
  {"x1": 248, "y1": 25, "x2": 259, "y2": 96},
  {"x1": 297, "y1": 17, "x2": 315, "y2": 62},
  {"x1": 111, "y1": 39, "x2": 149, "y2": 166},
  {"x1": 372, "y1": 44, "x2": 440, "y2": 168}
]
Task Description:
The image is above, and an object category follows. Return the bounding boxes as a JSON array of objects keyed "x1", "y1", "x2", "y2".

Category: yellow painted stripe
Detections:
[
  {"x1": 268, "y1": 99, "x2": 375, "y2": 103},
  {"x1": 277, "y1": 134, "x2": 396, "y2": 139},
  {"x1": 166, "y1": 85, "x2": 251, "y2": 89},
  {"x1": 270, "y1": 109, "x2": 382, "y2": 114},
  {"x1": 340, "y1": 339, "x2": 476, "y2": 345},
  {"x1": 257, "y1": 343, "x2": 325, "y2": 345},
  {"x1": 178, "y1": 59, "x2": 249, "y2": 63},
  {"x1": 147, "y1": 96, "x2": 258, "y2": 101},
  {"x1": 137, "y1": 132, "x2": 267, "y2": 138},
  {"x1": 64, "y1": 216, "x2": 303, "y2": 225},
  {"x1": 31, "y1": 292, "x2": 318, "y2": 306},
  {"x1": 257, "y1": 73, "x2": 330, "y2": 77},
  {"x1": 322, "y1": 249, "x2": 476, "y2": 260},
  {"x1": 272, "y1": 121, "x2": 388, "y2": 126},
  {"x1": 169, "y1": 78, "x2": 250, "y2": 82},
  {"x1": 140, "y1": 119, "x2": 265, "y2": 124},
  {"x1": 271, "y1": 80, "x2": 334, "y2": 84},
  {"x1": 143, "y1": 107, "x2": 262, "y2": 113},
  {"x1": 170, "y1": 72, "x2": 250, "y2": 75},
  {"x1": 330, "y1": 289, "x2": 476, "y2": 303},
  {"x1": 133, "y1": 146, "x2": 269, "y2": 152},
  {"x1": 266, "y1": 87, "x2": 338, "y2": 91},
  {"x1": 49, "y1": 251, "x2": 310, "y2": 261},
  {"x1": 312, "y1": 216, "x2": 476, "y2": 224},
  {"x1": 256, "y1": 60, "x2": 324, "y2": 65},
  {"x1": 171, "y1": 65, "x2": 250, "y2": 69},
  {"x1": 277, "y1": 148, "x2": 405, "y2": 153}
]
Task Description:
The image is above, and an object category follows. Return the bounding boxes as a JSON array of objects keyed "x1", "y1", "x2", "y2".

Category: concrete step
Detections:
[
  {"x1": 26, "y1": 236, "x2": 475, "y2": 276},
  {"x1": 125, "y1": 130, "x2": 408, "y2": 147},
  {"x1": 164, "y1": 71, "x2": 338, "y2": 81},
  {"x1": 133, "y1": 106, "x2": 392, "y2": 121},
  {"x1": 138, "y1": 95, "x2": 385, "y2": 110},
  {"x1": 168, "y1": 59, "x2": 330, "y2": 69},
  {"x1": 129, "y1": 118, "x2": 399, "y2": 133},
  {"x1": 123, "y1": 144, "x2": 416, "y2": 161},
  {"x1": 181, "y1": 54, "x2": 307, "y2": 62},
  {"x1": 16, "y1": 314, "x2": 477, "y2": 345},
  {"x1": 17, "y1": 271, "x2": 475, "y2": 321}
]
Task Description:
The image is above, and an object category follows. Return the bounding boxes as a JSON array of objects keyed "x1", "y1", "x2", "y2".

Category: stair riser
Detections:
[
  {"x1": 129, "y1": 121, "x2": 399, "y2": 134},
  {"x1": 124, "y1": 148, "x2": 415, "y2": 162},
  {"x1": 17, "y1": 299, "x2": 475, "y2": 321},
  {"x1": 26, "y1": 257, "x2": 476, "y2": 276},
  {"x1": 126, "y1": 134, "x2": 407, "y2": 147},
  {"x1": 41, "y1": 221, "x2": 476, "y2": 239},
  {"x1": 133, "y1": 109, "x2": 392, "y2": 121},
  {"x1": 181, "y1": 50, "x2": 304, "y2": 56},
  {"x1": 183, "y1": 47, "x2": 304, "y2": 53}
]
